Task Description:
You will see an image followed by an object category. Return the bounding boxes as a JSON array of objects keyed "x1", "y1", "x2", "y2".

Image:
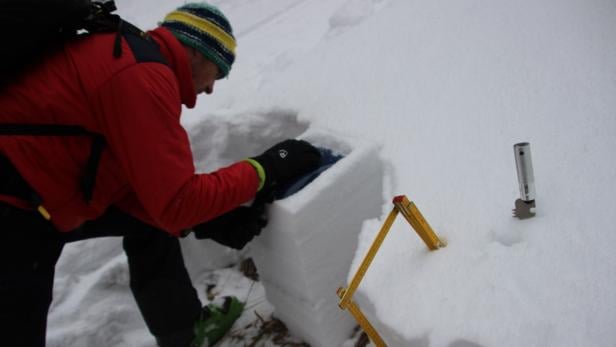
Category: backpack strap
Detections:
[
  {"x1": 0, "y1": 124, "x2": 104, "y2": 205},
  {"x1": 121, "y1": 21, "x2": 168, "y2": 65},
  {"x1": 83, "y1": 3, "x2": 167, "y2": 65},
  {"x1": 0, "y1": 124, "x2": 92, "y2": 136},
  {"x1": 81, "y1": 134, "x2": 105, "y2": 202}
]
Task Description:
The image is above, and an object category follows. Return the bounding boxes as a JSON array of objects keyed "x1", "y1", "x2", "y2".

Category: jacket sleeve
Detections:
[{"x1": 91, "y1": 63, "x2": 259, "y2": 236}]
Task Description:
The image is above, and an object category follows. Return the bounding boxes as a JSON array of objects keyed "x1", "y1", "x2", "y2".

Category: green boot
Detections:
[{"x1": 191, "y1": 296, "x2": 244, "y2": 347}]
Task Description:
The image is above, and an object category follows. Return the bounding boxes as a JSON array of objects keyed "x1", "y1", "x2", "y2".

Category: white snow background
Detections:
[{"x1": 46, "y1": 0, "x2": 616, "y2": 346}]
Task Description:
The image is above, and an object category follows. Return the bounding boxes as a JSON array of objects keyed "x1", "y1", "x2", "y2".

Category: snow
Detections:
[{"x1": 48, "y1": 0, "x2": 616, "y2": 346}]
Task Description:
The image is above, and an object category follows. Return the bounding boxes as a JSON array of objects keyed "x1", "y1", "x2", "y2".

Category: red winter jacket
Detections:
[{"x1": 0, "y1": 27, "x2": 259, "y2": 236}]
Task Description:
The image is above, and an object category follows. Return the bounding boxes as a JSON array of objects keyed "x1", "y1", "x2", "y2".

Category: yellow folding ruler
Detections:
[{"x1": 337, "y1": 195, "x2": 446, "y2": 346}]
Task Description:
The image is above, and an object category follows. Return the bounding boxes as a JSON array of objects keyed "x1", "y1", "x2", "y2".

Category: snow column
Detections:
[{"x1": 250, "y1": 128, "x2": 384, "y2": 347}]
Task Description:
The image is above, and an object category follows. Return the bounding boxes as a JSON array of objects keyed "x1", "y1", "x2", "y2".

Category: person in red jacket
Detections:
[{"x1": 0, "y1": 2, "x2": 320, "y2": 347}]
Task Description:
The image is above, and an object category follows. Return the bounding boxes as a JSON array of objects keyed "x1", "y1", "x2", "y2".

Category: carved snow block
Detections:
[{"x1": 250, "y1": 128, "x2": 384, "y2": 347}]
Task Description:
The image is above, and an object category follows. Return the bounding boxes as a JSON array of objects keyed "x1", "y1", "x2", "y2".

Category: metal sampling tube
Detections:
[{"x1": 514, "y1": 142, "x2": 535, "y2": 202}]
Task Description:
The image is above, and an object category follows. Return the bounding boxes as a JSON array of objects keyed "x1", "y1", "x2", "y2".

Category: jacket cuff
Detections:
[{"x1": 244, "y1": 159, "x2": 266, "y2": 191}]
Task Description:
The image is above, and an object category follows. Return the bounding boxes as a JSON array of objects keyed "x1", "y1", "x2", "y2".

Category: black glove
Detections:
[
  {"x1": 192, "y1": 203, "x2": 267, "y2": 250},
  {"x1": 251, "y1": 139, "x2": 321, "y2": 202}
]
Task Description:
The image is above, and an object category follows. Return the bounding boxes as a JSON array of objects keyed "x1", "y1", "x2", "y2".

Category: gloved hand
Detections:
[
  {"x1": 192, "y1": 203, "x2": 267, "y2": 250},
  {"x1": 248, "y1": 139, "x2": 321, "y2": 203}
]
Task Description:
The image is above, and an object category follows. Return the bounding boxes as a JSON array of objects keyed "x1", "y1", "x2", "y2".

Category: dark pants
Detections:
[{"x1": 0, "y1": 203, "x2": 202, "y2": 347}]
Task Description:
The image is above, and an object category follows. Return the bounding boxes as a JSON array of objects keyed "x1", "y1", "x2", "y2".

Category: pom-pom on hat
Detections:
[{"x1": 161, "y1": 2, "x2": 236, "y2": 79}]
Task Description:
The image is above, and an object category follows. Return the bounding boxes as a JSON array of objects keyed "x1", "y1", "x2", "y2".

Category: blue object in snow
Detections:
[{"x1": 274, "y1": 147, "x2": 344, "y2": 200}]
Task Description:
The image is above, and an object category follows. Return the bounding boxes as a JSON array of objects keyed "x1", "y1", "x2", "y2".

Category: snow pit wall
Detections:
[
  {"x1": 181, "y1": 110, "x2": 312, "y2": 274},
  {"x1": 250, "y1": 127, "x2": 385, "y2": 347}
]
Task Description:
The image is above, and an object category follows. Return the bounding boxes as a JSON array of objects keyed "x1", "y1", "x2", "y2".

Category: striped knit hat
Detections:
[{"x1": 161, "y1": 3, "x2": 236, "y2": 78}]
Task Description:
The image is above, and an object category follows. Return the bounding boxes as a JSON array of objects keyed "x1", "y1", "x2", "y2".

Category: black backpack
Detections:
[
  {"x1": 2, "y1": 0, "x2": 110, "y2": 87},
  {"x1": 0, "y1": 0, "x2": 167, "y2": 211}
]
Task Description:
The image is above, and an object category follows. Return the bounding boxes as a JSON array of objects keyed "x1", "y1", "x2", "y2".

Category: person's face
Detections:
[{"x1": 187, "y1": 47, "x2": 220, "y2": 95}]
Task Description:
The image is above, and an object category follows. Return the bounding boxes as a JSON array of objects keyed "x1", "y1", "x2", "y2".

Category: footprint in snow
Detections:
[{"x1": 328, "y1": 0, "x2": 390, "y2": 36}]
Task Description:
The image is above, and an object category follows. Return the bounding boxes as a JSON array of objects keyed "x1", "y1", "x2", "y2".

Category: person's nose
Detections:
[{"x1": 204, "y1": 82, "x2": 214, "y2": 95}]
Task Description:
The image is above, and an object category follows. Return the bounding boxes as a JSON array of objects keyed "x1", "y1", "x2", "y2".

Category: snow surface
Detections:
[{"x1": 48, "y1": 0, "x2": 616, "y2": 346}]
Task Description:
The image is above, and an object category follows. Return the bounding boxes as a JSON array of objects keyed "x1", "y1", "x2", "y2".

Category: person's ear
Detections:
[
  {"x1": 190, "y1": 46, "x2": 200, "y2": 58},
  {"x1": 184, "y1": 45, "x2": 198, "y2": 64}
]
